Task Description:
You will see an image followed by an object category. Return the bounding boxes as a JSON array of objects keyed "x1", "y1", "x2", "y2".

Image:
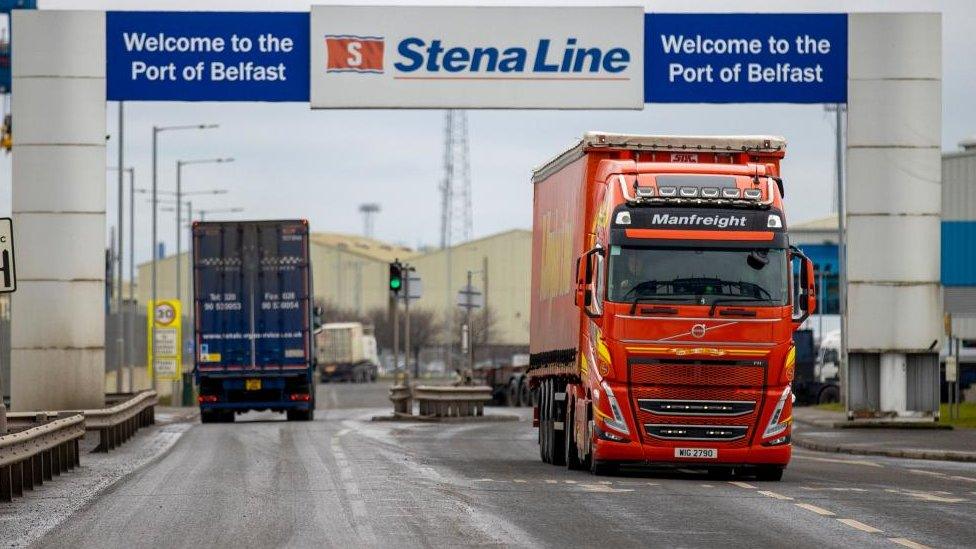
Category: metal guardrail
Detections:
[
  {"x1": 413, "y1": 385, "x2": 492, "y2": 418},
  {"x1": 389, "y1": 385, "x2": 412, "y2": 415},
  {"x1": 0, "y1": 414, "x2": 85, "y2": 502},
  {"x1": 5, "y1": 390, "x2": 157, "y2": 452}
]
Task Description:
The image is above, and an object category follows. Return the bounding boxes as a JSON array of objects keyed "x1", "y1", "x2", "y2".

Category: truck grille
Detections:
[
  {"x1": 638, "y1": 399, "x2": 755, "y2": 417},
  {"x1": 645, "y1": 424, "x2": 748, "y2": 441},
  {"x1": 629, "y1": 358, "x2": 766, "y2": 387}
]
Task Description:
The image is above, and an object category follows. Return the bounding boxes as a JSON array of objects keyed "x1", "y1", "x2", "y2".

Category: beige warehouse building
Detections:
[{"x1": 136, "y1": 228, "x2": 531, "y2": 349}]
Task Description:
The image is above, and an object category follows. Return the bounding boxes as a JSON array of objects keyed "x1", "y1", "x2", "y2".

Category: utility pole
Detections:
[
  {"x1": 127, "y1": 167, "x2": 135, "y2": 391},
  {"x1": 404, "y1": 267, "x2": 412, "y2": 379},
  {"x1": 116, "y1": 101, "x2": 125, "y2": 394}
]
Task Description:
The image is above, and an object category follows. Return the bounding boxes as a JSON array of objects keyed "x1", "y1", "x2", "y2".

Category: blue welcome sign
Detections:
[
  {"x1": 644, "y1": 13, "x2": 847, "y2": 103},
  {"x1": 106, "y1": 11, "x2": 309, "y2": 102}
]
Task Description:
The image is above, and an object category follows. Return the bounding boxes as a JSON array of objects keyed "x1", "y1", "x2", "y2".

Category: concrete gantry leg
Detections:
[
  {"x1": 10, "y1": 10, "x2": 107, "y2": 411},
  {"x1": 845, "y1": 13, "x2": 942, "y2": 418}
]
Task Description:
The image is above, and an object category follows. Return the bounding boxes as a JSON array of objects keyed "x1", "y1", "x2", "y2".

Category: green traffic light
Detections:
[{"x1": 390, "y1": 278, "x2": 402, "y2": 290}]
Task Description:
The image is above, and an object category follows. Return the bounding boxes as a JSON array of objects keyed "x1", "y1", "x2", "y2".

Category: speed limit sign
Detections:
[{"x1": 154, "y1": 302, "x2": 177, "y2": 325}]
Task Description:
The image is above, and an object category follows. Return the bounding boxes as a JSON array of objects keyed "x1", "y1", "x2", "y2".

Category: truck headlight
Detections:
[
  {"x1": 594, "y1": 381, "x2": 630, "y2": 437},
  {"x1": 762, "y1": 385, "x2": 792, "y2": 439}
]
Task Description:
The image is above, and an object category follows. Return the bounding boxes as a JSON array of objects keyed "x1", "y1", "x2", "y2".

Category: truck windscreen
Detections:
[{"x1": 607, "y1": 246, "x2": 788, "y2": 306}]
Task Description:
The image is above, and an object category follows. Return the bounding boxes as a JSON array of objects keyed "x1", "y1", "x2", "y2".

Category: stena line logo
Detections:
[
  {"x1": 324, "y1": 35, "x2": 632, "y2": 79},
  {"x1": 325, "y1": 35, "x2": 385, "y2": 73}
]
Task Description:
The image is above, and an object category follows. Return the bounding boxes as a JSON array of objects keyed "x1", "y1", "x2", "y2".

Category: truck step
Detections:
[
  {"x1": 554, "y1": 421, "x2": 565, "y2": 431},
  {"x1": 554, "y1": 392, "x2": 566, "y2": 402}
]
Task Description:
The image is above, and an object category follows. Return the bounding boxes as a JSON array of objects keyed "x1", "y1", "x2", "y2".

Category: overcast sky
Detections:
[{"x1": 1, "y1": 0, "x2": 972, "y2": 271}]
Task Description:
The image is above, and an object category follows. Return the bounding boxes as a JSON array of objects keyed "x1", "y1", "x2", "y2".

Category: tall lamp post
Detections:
[
  {"x1": 150, "y1": 123, "x2": 217, "y2": 391},
  {"x1": 107, "y1": 166, "x2": 136, "y2": 391},
  {"x1": 175, "y1": 158, "x2": 233, "y2": 304}
]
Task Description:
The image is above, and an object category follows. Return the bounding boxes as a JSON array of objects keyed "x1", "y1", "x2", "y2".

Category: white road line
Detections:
[
  {"x1": 564, "y1": 480, "x2": 577, "y2": 484},
  {"x1": 513, "y1": 479, "x2": 527, "y2": 484},
  {"x1": 700, "y1": 484, "x2": 715, "y2": 488},
  {"x1": 758, "y1": 490, "x2": 793, "y2": 500},
  {"x1": 889, "y1": 537, "x2": 932, "y2": 549},
  {"x1": 794, "y1": 503, "x2": 836, "y2": 516},
  {"x1": 729, "y1": 481, "x2": 756, "y2": 489},
  {"x1": 908, "y1": 469, "x2": 947, "y2": 478},
  {"x1": 836, "y1": 519, "x2": 883, "y2": 534},
  {"x1": 948, "y1": 475, "x2": 976, "y2": 483},
  {"x1": 544, "y1": 479, "x2": 557, "y2": 484},
  {"x1": 336, "y1": 428, "x2": 351, "y2": 437},
  {"x1": 792, "y1": 454, "x2": 883, "y2": 468}
]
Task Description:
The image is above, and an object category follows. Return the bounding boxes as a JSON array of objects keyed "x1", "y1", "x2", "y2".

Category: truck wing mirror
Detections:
[
  {"x1": 789, "y1": 247, "x2": 815, "y2": 325},
  {"x1": 577, "y1": 245, "x2": 603, "y2": 317}
]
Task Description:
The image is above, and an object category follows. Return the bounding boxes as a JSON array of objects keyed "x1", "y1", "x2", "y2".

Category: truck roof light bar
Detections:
[
  {"x1": 743, "y1": 188, "x2": 763, "y2": 200},
  {"x1": 700, "y1": 187, "x2": 720, "y2": 198},
  {"x1": 679, "y1": 187, "x2": 700, "y2": 198},
  {"x1": 658, "y1": 186, "x2": 678, "y2": 197},
  {"x1": 722, "y1": 188, "x2": 741, "y2": 198},
  {"x1": 635, "y1": 186, "x2": 655, "y2": 198}
]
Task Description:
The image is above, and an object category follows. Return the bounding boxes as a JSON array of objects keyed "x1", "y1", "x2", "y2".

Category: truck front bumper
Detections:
[{"x1": 592, "y1": 436, "x2": 791, "y2": 466}]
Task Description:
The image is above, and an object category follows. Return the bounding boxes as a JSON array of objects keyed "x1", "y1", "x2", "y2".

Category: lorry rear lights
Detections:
[
  {"x1": 722, "y1": 188, "x2": 742, "y2": 198},
  {"x1": 700, "y1": 187, "x2": 720, "y2": 198},
  {"x1": 198, "y1": 395, "x2": 218, "y2": 403},
  {"x1": 767, "y1": 214, "x2": 783, "y2": 228},
  {"x1": 679, "y1": 187, "x2": 700, "y2": 198},
  {"x1": 658, "y1": 186, "x2": 678, "y2": 197},
  {"x1": 289, "y1": 393, "x2": 312, "y2": 401},
  {"x1": 743, "y1": 188, "x2": 763, "y2": 200},
  {"x1": 614, "y1": 211, "x2": 632, "y2": 225}
]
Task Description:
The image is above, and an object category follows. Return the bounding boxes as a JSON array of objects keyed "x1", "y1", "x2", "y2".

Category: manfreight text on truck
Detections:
[
  {"x1": 530, "y1": 133, "x2": 816, "y2": 479},
  {"x1": 193, "y1": 220, "x2": 316, "y2": 423}
]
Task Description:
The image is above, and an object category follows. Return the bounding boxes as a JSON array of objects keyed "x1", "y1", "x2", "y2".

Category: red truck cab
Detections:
[{"x1": 530, "y1": 133, "x2": 816, "y2": 479}]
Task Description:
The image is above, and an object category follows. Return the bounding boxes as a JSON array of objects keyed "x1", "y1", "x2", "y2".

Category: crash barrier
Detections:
[
  {"x1": 389, "y1": 385, "x2": 412, "y2": 415},
  {"x1": 0, "y1": 414, "x2": 85, "y2": 502},
  {"x1": 413, "y1": 386, "x2": 492, "y2": 418},
  {"x1": 83, "y1": 391, "x2": 158, "y2": 451}
]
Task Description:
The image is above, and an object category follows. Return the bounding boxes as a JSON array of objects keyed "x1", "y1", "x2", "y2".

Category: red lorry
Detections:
[{"x1": 530, "y1": 133, "x2": 815, "y2": 479}]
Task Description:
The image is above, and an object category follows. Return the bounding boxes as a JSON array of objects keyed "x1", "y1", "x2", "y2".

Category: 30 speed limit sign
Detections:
[{"x1": 0, "y1": 218, "x2": 15, "y2": 293}]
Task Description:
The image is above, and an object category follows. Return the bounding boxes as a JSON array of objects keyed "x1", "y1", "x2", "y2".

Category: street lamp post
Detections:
[
  {"x1": 150, "y1": 123, "x2": 217, "y2": 392},
  {"x1": 175, "y1": 158, "x2": 232, "y2": 305},
  {"x1": 108, "y1": 166, "x2": 136, "y2": 391}
]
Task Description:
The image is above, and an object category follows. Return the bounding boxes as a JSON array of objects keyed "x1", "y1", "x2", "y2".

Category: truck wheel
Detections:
[
  {"x1": 519, "y1": 380, "x2": 532, "y2": 407},
  {"x1": 818, "y1": 385, "x2": 840, "y2": 404},
  {"x1": 565, "y1": 396, "x2": 586, "y2": 470},
  {"x1": 539, "y1": 380, "x2": 550, "y2": 463},
  {"x1": 221, "y1": 411, "x2": 235, "y2": 423},
  {"x1": 550, "y1": 381, "x2": 566, "y2": 466},
  {"x1": 755, "y1": 466, "x2": 785, "y2": 482},
  {"x1": 200, "y1": 410, "x2": 216, "y2": 424}
]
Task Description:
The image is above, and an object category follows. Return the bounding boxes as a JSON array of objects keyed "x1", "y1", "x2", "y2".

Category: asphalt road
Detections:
[{"x1": 37, "y1": 383, "x2": 976, "y2": 549}]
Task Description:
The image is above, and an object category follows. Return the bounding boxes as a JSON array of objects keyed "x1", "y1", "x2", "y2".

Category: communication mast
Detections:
[
  {"x1": 439, "y1": 110, "x2": 472, "y2": 248},
  {"x1": 359, "y1": 203, "x2": 380, "y2": 238}
]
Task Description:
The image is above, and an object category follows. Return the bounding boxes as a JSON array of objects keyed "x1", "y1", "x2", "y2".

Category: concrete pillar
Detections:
[
  {"x1": 846, "y1": 13, "x2": 941, "y2": 417},
  {"x1": 10, "y1": 11, "x2": 106, "y2": 410}
]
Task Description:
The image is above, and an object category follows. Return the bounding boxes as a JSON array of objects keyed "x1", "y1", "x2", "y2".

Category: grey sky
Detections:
[{"x1": 1, "y1": 0, "x2": 972, "y2": 271}]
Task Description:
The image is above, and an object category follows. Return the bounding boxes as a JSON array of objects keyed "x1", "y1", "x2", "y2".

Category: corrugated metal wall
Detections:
[{"x1": 942, "y1": 150, "x2": 976, "y2": 290}]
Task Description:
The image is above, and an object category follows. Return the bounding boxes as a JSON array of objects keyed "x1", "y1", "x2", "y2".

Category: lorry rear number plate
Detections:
[
  {"x1": 245, "y1": 379, "x2": 261, "y2": 391},
  {"x1": 675, "y1": 448, "x2": 717, "y2": 459}
]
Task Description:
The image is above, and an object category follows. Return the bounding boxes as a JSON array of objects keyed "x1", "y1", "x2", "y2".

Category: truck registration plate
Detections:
[
  {"x1": 674, "y1": 448, "x2": 717, "y2": 459},
  {"x1": 245, "y1": 379, "x2": 261, "y2": 391}
]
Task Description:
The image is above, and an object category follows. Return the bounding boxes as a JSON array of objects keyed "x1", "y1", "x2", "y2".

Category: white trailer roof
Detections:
[{"x1": 532, "y1": 131, "x2": 787, "y2": 183}]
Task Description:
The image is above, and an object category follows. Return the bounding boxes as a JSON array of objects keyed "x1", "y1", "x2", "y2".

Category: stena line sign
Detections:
[{"x1": 310, "y1": 6, "x2": 644, "y2": 109}]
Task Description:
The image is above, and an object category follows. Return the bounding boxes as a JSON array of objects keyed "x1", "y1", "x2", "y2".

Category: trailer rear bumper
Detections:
[{"x1": 200, "y1": 400, "x2": 313, "y2": 412}]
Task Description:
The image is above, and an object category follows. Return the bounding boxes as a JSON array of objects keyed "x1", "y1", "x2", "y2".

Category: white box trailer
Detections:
[{"x1": 314, "y1": 322, "x2": 379, "y2": 383}]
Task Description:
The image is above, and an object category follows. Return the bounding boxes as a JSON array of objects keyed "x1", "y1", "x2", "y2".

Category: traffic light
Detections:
[{"x1": 389, "y1": 261, "x2": 403, "y2": 293}]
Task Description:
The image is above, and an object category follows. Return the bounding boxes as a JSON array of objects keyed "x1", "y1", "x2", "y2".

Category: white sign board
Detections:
[
  {"x1": 310, "y1": 6, "x2": 644, "y2": 109},
  {"x1": 400, "y1": 275, "x2": 422, "y2": 303},
  {"x1": 0, "y1": 218, "x2": 15, "y2": 293}
]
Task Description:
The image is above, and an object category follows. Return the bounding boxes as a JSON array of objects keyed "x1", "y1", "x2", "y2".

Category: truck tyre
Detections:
[
  {"x1": 506, "y1": 379, "x2": 519, "y2": 407},
  {"x1": 200, "y1": 410, "x2": 217, "y2": 424},
  {"x1": 550, "y1": 381, "x2": 566, "y2": 466},
  {"x1": 818, "y1": 385, "x2": 840, "y2": 404},
  {"x1": 221, "y1": 411, "x2": 235, "y2": 423},
  {"x1": 519, "y1": 379, "x2": 532, "y2": 408},
  {"x1": 565, "y1": 396, "x2": 586, "y2": 470},
  {"x1": 539, "y1": 380, "x2": 550, "y2": 463},
  {"x1": 755, "y1": 466, "x2": 785, "y2": 482}
]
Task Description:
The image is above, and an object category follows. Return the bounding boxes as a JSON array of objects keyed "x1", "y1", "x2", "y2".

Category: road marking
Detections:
[
  {"x1": 336, "y1": 428, "x2": 351, "y2": 437},
  {"x1": 889, "y1": 538, "x2": 932, "y2": 549},
  {"x1": 901, "y1": 491, "x2": 966, "y2": 503},
  {"x1": 544, "y1": 479, "x2": 557, "y2": 484},
  {"x1": 792, "y1": 454, "x2": 883, "y2": 468},
  {"x1": 949, "y1": 475, "x2": 976, "y2": 483},
  {"x1": 801, "y1": 486, "x2": 869, "y2": 492},
  {"x1": 564, "y1": 480, "x2": 577, "y2": 484},
  {"x1": 794, "y1": 503, "x2": 836, "y2": 516},
  {"x1": 579, "y1": 483, "x2": 634, "y2": 493},
  {"x1": 836, "y1": 519, "x2": 883, "y2": 534},
  {"x1": 513, "y1": 479, "x2": 527, "y2": 484},
  {"x1": 758, "y1": 490, "x2": 793, "y2": 500},
  {"x1": 474, "y1": 478, "x2": 494, "y2": 482},
  {"x1": 908, "y1": 469, "x2": 947, "y2": 478},
  {"x1": 729, "y1": 481, "x2": 756, "y2": 489},
  {"x1": 700, "y1": 484, "x2": 715, "y2": 488}
]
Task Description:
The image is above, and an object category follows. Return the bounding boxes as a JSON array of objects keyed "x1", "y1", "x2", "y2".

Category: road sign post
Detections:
[
  {"x1": 148, "y1": 300, "x2": 182, "y2": 403},
  {"x1": 456, "y1": 271, "x2": 483, "y2": 377}
]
